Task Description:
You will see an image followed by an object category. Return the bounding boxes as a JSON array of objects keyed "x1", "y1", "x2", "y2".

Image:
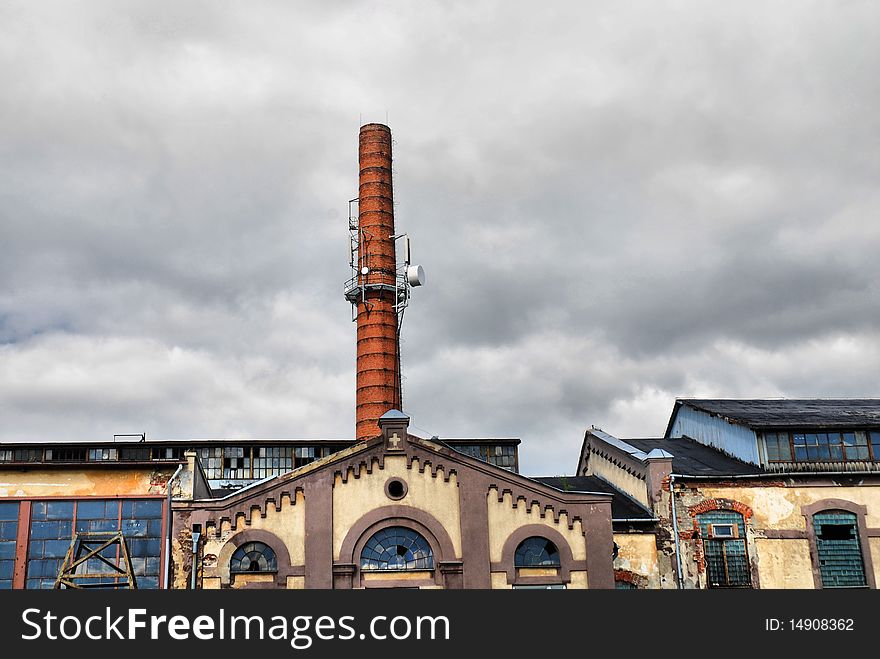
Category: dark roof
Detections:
[
  {"x1": 622, "y1": 436, "x2": 763, "y2": 477},
  {"x1": 672, "y1": 399, "x2": 880, "y2": 431},
  {"x1": 533, "y1": 476, "x2": 654, "y2": 520}
]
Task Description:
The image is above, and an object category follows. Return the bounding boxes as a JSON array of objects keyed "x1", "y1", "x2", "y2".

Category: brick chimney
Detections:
[{"x1": 355, "y1": 123, "x2": 401, "y2": 441}]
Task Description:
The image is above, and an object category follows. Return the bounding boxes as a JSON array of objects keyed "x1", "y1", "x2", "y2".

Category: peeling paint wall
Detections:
[
  {"x1": 195, "y1": 489, "x2": 306, "y2": 589},
  {"x1": 0, "y1": 467, "x2": 181, "y2": 498},
  {"x1": 613, "y1": 532, "x2": 661, "y2": 589},
  {"x1": 658, "y1": 480, "x2": 880, "y2": 589}
]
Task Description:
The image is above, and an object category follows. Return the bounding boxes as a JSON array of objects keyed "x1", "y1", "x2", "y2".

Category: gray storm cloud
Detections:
[{"x1": 1, "y1": 1, "x2": 878, "y2": 474}]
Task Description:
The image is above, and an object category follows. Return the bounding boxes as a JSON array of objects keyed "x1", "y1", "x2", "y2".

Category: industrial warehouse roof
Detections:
[
  {"x1": 669, "y1": 398, "x2": 880, "y2": 432},
  {"x1": 621, "y1": 436, "x2": 764, "y2": 477},
  {"x1": 533, "y1": 476, "x2": 654, "y2": 520}
]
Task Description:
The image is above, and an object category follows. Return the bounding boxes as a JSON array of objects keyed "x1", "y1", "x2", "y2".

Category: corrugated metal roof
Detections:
[{"x1": 675, "y1": 399, "x2": 880, "y2": 430}]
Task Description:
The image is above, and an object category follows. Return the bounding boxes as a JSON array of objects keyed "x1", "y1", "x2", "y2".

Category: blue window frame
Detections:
[
  {"x1": 360, "y1": 527, "x2": 434, "y2": 571},
  {"x1": 0, "y1": 502, "x2": 19, "y2": 590},
  {"x1": 26, "y1": 498, "x2": 163, "y2": 589}
]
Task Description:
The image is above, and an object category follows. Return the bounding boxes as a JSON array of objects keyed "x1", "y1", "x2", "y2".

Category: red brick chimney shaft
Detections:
[{"x1": 356, "y1": 123, "x2": 401, "y2": 441}]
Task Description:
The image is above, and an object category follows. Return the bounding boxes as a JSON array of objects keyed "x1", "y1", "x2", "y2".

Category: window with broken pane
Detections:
[
  {"x1": 514, "y1": 537, "x2": 561, "y2": 567},
  {"x1": 230, "y1": 542, "x2": 277, "y2": 573},
  {"x1": 360, "y1": 527, "x2": 434, "y2": 571},
  {"x1": 814, "y1": 510, "x2": 867, "y2": 588},
  {"x1": 25, "y1": 498, "x2": 162, "y2": 589}
]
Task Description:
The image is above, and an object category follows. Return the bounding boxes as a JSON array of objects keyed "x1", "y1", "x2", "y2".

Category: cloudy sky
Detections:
[{"x1": 1, "y1": 2, "x2": 878, "y2": 475}]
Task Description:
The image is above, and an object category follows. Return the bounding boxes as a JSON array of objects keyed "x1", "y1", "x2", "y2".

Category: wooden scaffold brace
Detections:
[{"x1": 54, "y1": 531, "x2": 138, "y2": 589}]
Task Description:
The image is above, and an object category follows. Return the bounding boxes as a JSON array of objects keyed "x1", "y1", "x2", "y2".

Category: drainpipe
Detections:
[
  {"x1": 163, "y1": 464, "x2": 184, "y2": 590},
  {"x1": 669, "y1": 474, "x2": 684, "y2": 589},
  {"x1": 190, "y1": 525, "x2": 202, "y2": 590}
]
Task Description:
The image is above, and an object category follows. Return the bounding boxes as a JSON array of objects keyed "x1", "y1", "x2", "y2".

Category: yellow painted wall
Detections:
[
  {"x1": 332, "y1": 455, "x2": 462, "y2": 561},
  {"x1": 870, "y1": 538, "x2": 880, "y2": 585},
  {"x1": 486, "y1": 487, "x2": 588, "y2": 588},
  {"x1": 199, "y1": 489, "x2": 305, "y2": 588},
  {"x1": 569, "y1": 571, "x2": 588, "y2": 588},
  {"x1": 613, "y1": 533, "x2": 660, "y2": 588},
  {"x1": 753, "y1": 538, "x2": 814, "y2": 588},
  {"x1": 230, "y1": 573, "x2": 274, "y2": 587},
  {"x1": 490, "y1": 572, "x2": 509, "y2": 589},
  {"x1": 363, "y1": 570, "x2": 432, "y2": 583},
  {"x1": 586, "y1": 451, "x2": 649, "y2": 508}
]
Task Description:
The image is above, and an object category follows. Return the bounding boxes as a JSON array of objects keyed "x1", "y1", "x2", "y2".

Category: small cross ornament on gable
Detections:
[
  {"x1": 377, "y1": 409, "x2": 410, "y2": 453},
  {"x1": 387, "y1": 432, "x2": 403, "y2": 451}
]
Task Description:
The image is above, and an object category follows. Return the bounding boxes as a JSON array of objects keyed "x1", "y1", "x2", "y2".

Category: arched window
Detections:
[
  {"x1": 514, "y1": 537, "x2": 561, "y2": 567},
  {"x1": 230, "y1": 541, "x2": 277, "y2": 573},
  {"x1": 360, "y1": 527, "x2": 434, "y2": 571},
  {"x1": 696, "y1": 510, "x2": 750, "y2": 588},
  {"x1": 814, "y1": 510, "x2": 866, "y2": 588}
]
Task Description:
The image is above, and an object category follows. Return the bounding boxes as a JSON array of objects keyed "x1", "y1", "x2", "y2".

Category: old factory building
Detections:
[{"x1": 1, "y1": 125, "x2": 879, "y2": 590}]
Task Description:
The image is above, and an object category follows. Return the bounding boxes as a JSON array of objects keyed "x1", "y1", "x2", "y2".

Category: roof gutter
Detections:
[{"x1": 672, "y1": 470, "x2": 880, "y2": 480}]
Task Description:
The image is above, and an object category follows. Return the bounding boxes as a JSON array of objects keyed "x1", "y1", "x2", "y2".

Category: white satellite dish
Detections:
[
  {"x1": 406, "y1": 264, "x2": 425, "y2": 287},
  {"x1": 361, "y1": 266, "x2": 369, "y2": 275}
]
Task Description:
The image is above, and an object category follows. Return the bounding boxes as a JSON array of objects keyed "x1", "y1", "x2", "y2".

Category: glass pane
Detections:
[
  {"x1": 359, "y1": 527, "x2": 434, "y2": 571},
  {"x1": 777, "y1": 437, "x2": 792, "y2": 461},
  {"x1": 848, "y1": 445, "x2": 869, "y2": 460}
]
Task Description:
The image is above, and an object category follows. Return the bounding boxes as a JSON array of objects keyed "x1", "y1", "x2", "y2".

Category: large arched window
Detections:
[
  {"x1": 514, "y1": 537, "x2": 561, "y2": 567},
  {"x1": 813, "y1": 510, "x2": 867, "y2": 588},
  {"x1": 230, "y1": 541, "x2": 277, "y2": 573},
  {"x1": 360, "y1": 526, "x2": 434, "y2": 571},
  {"x1": 696, "y1": 510, "x2": 750, "y2": 588}
]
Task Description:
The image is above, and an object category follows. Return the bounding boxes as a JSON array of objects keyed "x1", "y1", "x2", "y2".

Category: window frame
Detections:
[
  {"x1": 229, "y1": 541, "x2": 278, "y2": 575},
  {"x1": 696, "y1": 510, "x2": 752, "y2": 589},
  {"x1": 801, "y1": 499, "x2": 875, "y2": 589},
  {"x1": 514, "y1": 536, "x2": 562, "y2": 568},
  {"x1": 359, "y1": 526, "x2": 435, "y2": 572},
  {"x1": 763, "y1": 430, "x2": 878, "y2": 464}
]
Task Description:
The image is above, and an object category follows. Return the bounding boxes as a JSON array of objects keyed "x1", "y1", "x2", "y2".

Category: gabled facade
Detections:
[{"x1": 172, "y1": 411, "x2": 616, "y2": 589}]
